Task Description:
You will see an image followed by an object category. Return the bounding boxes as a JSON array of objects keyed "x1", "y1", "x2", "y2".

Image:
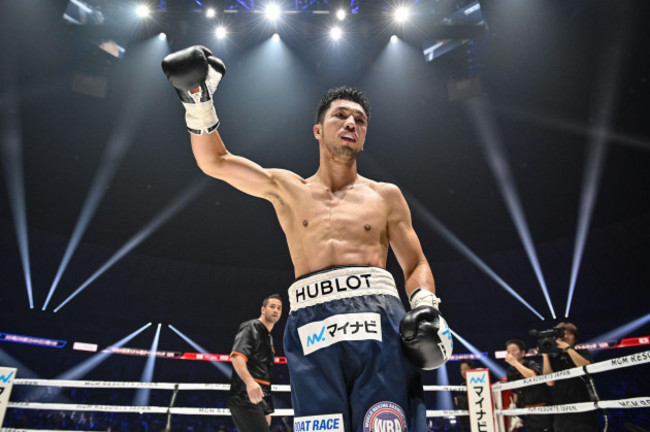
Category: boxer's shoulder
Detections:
[{"x1": 370, "y1": 180, "x2": 407, "y2": 207}]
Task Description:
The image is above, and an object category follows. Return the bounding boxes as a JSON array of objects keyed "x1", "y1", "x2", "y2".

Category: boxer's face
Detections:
[
  {"x1": 314, "y1": 99, "x2": 368, "y2": 159},
  {"x1": 262, "y1": 298, "x2": 282, "y2": 324}
]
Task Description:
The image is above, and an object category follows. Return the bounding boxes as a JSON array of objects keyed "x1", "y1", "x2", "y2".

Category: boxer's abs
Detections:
[{"x1": 275, "y1": 182, "x2": 391, "y2": 277}]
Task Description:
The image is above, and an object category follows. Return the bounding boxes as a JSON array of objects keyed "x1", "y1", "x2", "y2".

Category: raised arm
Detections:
[
  {"x1": 190, "y1": 129, "x2": 286, "y2": 200},
  {"x1": 162, "y1": 45, "x2": 287, "y2": 201}
]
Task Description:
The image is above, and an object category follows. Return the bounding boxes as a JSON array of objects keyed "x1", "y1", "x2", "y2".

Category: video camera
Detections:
[{"x1": 529, "y1": 327, "x2": 565, "y2": 354}]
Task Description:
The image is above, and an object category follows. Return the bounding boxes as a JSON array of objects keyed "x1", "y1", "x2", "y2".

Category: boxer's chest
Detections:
[{"x1": 292, "y1": 184, "x2": 388, "y2": 240}]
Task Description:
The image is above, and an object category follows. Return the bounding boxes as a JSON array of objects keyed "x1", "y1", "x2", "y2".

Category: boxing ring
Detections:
[{"x1": 1, "y1": 350, "x2": 648, "y2": 431}]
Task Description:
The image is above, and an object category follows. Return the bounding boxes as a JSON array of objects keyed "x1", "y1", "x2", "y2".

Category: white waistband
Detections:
[{"x1": 288, "y1": 266, "x2": 399, "y2": 311}]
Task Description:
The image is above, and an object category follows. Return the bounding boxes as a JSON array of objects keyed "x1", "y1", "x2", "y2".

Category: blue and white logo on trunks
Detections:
[
  {"x1": 294, "y1": 413, "x2": 344, "y2": 431},
  {"x1": 363, "y1": 401, "x2": 407, "y2": 432},
  {"x1": 297, "y1": 313, "x2": 382, "y2": 355}
]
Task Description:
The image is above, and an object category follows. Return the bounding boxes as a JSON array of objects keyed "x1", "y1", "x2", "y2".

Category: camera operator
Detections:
[
  {"x1": 504, "y1": 339, "x2": 553, "y2": 432},
  {"x1": 542, "y1": 322, "x2": 599, "y2": 432}
]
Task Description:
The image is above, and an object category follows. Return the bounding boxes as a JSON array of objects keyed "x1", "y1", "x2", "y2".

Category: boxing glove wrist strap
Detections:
[
  {"x1": 183, "y1": 100, "x2": 219, "y2": 135},
  {"x1": 409, "y1": 287, "x2": 440, "y2": 310}
]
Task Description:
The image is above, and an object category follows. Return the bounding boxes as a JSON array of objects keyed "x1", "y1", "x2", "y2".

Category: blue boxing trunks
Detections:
[{"x1": 283, "y1": 266, "x2": 427, "y2": 432}]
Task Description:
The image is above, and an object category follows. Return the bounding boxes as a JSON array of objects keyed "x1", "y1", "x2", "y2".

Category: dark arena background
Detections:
[{"x1": 1, "y1": 0, "x2": 649, "y2": 431}]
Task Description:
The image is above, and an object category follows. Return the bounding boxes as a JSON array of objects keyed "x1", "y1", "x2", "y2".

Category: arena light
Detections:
[
  {"x1": 52, "y1": 177, "x2": 210, "y2": 312},
  {"x1": 158, "y1": 32, "x2": 166, "y2": 40},
  {"x1": 265, "y1": 3, "x2": 281, "y2": 21},
  {"x1": 206, "y1": 8, "x2": 216, "y2": 18},
  {"x1": 168, "y1": 325, "x2": 232, "y2": 377},
  {"x1": 336, "y1": 9, "x2": 346, "y2": 21},
  {"x1": 1, "y1": 37, "x2": 34, "y2": 309},
  {"x1": 404, "y1": 191, "x2": 545, "y2": 320},
  {"x1": 465, "y1": 98, "x2": 556, "y2": 319},
  {"x1": 330, "y1": 26, "x2": 343, "y2": 41},
  {"x1": 215, "y1": 25, "x2": 227, "y2": 39},
  {"x1": 390, "y1": 35, "x2": 398, "y2": 43},
  {"x1": 271, "y1": 33, "x2": 280, "y2": 42},
  {"x1": 393, "y1": 6, "x2": 410, "y2": 23},
  {"x1": 451, "y1": 330, "x2": 507, "y2": 378},
  {"x1": 135, "y1": 4, "x2": 150, "y2": 18},
  {"x1": 134, "y1": 323, "x2": 162, "y2": 406}
]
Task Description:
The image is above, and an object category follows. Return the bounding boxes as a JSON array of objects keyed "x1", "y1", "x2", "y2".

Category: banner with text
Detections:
[
  {"x1": 0, "y1": 367, "x2": 17, "y2": 427},
  {"x1": 466, "y1": 369, "x2": 496, "y2": 432}
]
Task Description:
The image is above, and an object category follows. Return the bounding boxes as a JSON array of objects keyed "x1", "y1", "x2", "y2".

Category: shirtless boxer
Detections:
[{"x1": 162, "y1": 45, "x2": 453, "y2": 432}]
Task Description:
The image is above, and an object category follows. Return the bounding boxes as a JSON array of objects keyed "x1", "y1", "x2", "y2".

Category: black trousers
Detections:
[
  {"x1": 229, "y1": 403, "x2": 270, "y2": 432},
  {"x1": 553, "y1": 412, "x2": 599, "y2": 432},
  {"x1": 525, "y1": 413, "x2": 554, "y2": 432}
]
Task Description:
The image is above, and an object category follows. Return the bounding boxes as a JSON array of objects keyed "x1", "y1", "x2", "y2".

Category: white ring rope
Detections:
[
  {"x1": 3, "y1": 350, "x2": 647, "y2": 428},
  {"x1": 11, "y1": 380, "x2": 291, "y2": 392},
  {"x1": 496, "y1": 397, "x2": 650, "y2": 416},
  {"x1": 4, "y1": 401, "x2": 464, "y2": 419},
  {"x1": 423, "y1": 385, "x2": 466, "y2": 392},
  {"x1": 490, "y1": 349, "x2": 650, "y2": 421},
  {"x1": 492, "y1": 349, "x2": 650, "y2": 392}
]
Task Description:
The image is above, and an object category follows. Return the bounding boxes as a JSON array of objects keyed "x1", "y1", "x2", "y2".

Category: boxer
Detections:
[{"x1": 162, "y1": 45, "x2": 453, "y2": 432}]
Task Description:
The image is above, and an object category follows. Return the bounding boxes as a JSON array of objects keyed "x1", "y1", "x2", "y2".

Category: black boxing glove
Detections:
[
  {"x1": 400, "y1": 288, "x2": 453, "y2": 370},
  {"x1": 162, "y1": 45, "x2": 226, "y2": 135}
]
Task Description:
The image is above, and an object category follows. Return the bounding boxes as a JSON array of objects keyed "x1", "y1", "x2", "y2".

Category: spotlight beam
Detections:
[
  {"x1": 405, "y1": 192, "x2": 545, "y2": 320},
  {"x1": 25, "y1": 323, "x2": 152, "y2": 402},
  {"x1": 53, "y1": 177, "x2": 210, "y2": 312},
  {"x1": 1, "y1": 35, "x2": 34, "y2": 309},
  {"x1": 168, "y1": 324, "x2": 232, "y2": 377},
  {"x1": 493, "y1": 106, "x2": 650, "y2": 153},
  {"x1": 134, "y1": 323, "x2": 162, "y2": 406},
  {"x1": 436, "y1": 364, "x2": 454, "y2": 410},
  {"x1": 565, "y1": 137, "x2": 607, "y2": 317},
  {"x1": 0, "y1": 348, "x2": 40, "y2": 378},
  {"x1": 587, "y1": 313, "x2": 650, "y2": 344},
  {"x1": 450, "y1": 330, "x2": 506, "y2": 378},
  {"x1": 43, "y1": 52, "x2": 165, "y2": 311},
  {"x1": 362, "y1": 154, "x2": 544, "y2": 320},
  {"x1": 43, "y1": 128, "x2": 136, "y2": 310},
  {"x1": 565, "y1": 17, "x2": 626, "y2": 317},
  {"x1": 465, "y1": 98, "x2": 556, "y2": 318},
  {"x1": 234, "y1": 0, "x2": 252, "y2": 11},
  {"x1": 58, "y1": 323, "x2": 152, "y2": 380}
]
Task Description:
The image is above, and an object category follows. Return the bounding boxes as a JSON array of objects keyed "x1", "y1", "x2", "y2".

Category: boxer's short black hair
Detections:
[{"x1": 316, "y1": 86, "x2": 370, "y2": 124}]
